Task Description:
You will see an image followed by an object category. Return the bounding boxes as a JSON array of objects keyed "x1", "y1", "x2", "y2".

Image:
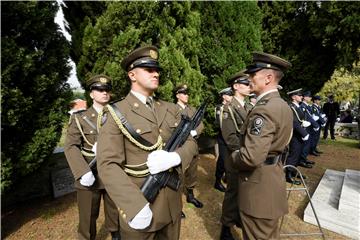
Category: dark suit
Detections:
[{"x1": 323, "y1": 101, "x2": 340, "y2": 139}]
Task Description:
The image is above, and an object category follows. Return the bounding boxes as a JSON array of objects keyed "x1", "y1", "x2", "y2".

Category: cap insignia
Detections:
[
  {"x1": 267, "y1": 64, "x2": 271, "y2": 68},
  {"x1": 149, "y1": 49, "x2": 158, "y2": 59},
  {"x1": 100, "y1": 77, "x2": 108, "y2": 83}
]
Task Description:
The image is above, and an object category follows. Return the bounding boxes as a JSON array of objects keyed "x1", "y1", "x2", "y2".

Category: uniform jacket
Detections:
[
  {"x1": 221, "y1": 97, "x2": 249, "y2": 152},
  {"x1": 64, "y1": 106, "x2": 104, "y2": 189},
  {"x1": 311, "y1": 104, "x2": 326, "y2": 126},
  {"x1": 232, "y1": 91, "x2": 293, "y2": 219},
  {"x1": 97, "y1": 93, "x2": 198, "y2": 232},
  {"x1": 300, "y1": 102, "x2": 319, "y2": 129},
  {"x1": 289, "y1": 102, "x2": 308, "y2": 140},
  {"x1": 176, "y1": 103, "x2": 204, "y2": 136}
]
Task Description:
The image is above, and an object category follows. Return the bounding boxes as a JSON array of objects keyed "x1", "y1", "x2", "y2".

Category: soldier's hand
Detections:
[
  {"x1": 190, "y1": 130, "x2": 198, "y2": 137},
  {"x1": 301, "y1": 120, "x2": 311, "y2": 128},
  {"x1": 302, "y1": 134, "x2": 310, "y2": 141},
  {"x1": 314, "y1": 127, "x2": 320, "y2": 131},
  {"x1": 128, "y1": 203, "x2": 153, "y2": 229},
  {"x1": 312, "y1": 114, "x2": 319, "y2": 121},
  {"x1": 321, "y1": 114, "x2": 326, "y2": 119},
  {"x1": 80, "y1": 171, "x2": 95, "y2": 187},
  {"x1": 147, "y1": 150, "x2": 181, "y2": 174}
]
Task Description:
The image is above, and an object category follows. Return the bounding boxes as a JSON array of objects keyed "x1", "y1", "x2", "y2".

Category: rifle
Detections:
[{"x1": 140, "y1": 99, "x2": 209, "y2": 203}]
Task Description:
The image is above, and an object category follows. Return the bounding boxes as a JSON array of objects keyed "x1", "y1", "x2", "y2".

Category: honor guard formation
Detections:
[{"x1": 64, "y1": 46, "x2": 336, "y2": 240}]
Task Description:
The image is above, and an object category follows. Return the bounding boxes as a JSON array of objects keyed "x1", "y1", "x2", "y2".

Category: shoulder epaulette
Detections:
[
  {"x1": 73, "y1": 109, "x2": 86, "y2": 115},
  {"x1": 109, "y1": 99, "x2": 122, "y2": 105},
  {"x1": 256, "y1": 99, "x2": 269, "y2": 106}
]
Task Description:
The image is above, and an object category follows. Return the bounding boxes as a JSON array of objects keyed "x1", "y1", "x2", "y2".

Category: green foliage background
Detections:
[{"x1": 1, "y1": 2, "x2": 72, "y2": 192}]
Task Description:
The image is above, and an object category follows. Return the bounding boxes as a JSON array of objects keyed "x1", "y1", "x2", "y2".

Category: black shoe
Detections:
[
  {"x1": 186, "y1": 189, "x2": 203, "y2": 208},
  {"x1": 220, "y1": 225, "x2": 235, "y2": 240},
  {"x1": 295, "y1": 174, "x2": 307, "y2": 180},
  {"x1": 214, "y1": 181, "x2": 226, "y2": 192},
  {"x1": 305, "y1": 160, "x2": 315, "y2": 164},
  {"x1": 286, "y1": 171, "x2": 301, "y2": 185},
  {"x1": 331, "y1": 137, "x2": 336, "y2": 140},
  {"x1": 310, "y1": 151, "x2": 320, "y2": 156},
  {"x1": 111, "y1": 231, "x2": 121, "y2": 240},
  {"x1": 181, "y1": 211, "x2": 186, "y2": 219},
  {"x1": 298, "y1": 162, "x2": 313, "y2": 168}
]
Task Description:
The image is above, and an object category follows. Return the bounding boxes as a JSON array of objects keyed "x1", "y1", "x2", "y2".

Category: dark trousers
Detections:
[
  {"x1": 215, "y1": 136, "x2": 227, "y2": 181},
  {"x1": 286, "y1": 136, "x2": 304, "y2": 167},
  {"x1": 300, "y1": 127, "x2": 316, "y2": 161},
  {"x1": 323, "y1": 119, "x2": 336, "y2": 139},
  {"x1": 310, "y1": 128, "x2": 321, "y2": 152},
  {"x1": 77, "y1": 189, "x2": 119, "y2": 240}
]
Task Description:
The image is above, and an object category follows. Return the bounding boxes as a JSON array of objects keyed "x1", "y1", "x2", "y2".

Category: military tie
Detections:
[{"x1": 146, "y1": 97, "x2": 155, "y2": 113}]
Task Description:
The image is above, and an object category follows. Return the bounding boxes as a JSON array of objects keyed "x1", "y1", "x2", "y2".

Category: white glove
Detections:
[
  {"x1": 80, "y1": 171, "x2": 95, "y2": 187},
  {"x1": 336, "y1": 117, "x2": 340, "y2": 122},
  {"x1": 302, "y1": 134, "x2": 310, "y2": 141},
  {"x1": 322, "y1": 123, "x2": 326, "y2": 127},
  {"x1": 190, "y1": 130, "x2": 198, "y2": 137},
  {"x1": 302, "y1": 121, "x2": 311, "y2": 128},
  {"x1": 146, "y1": 150, "x2": 181, "y2": 174},
  {"x1": 314, "y1": 127, "x2": 320, "y2": 131},
  {"x1": 128, "y1": 203, "x2": 153, "y2": 229},
  {"x1": 321, "y1": 114, "x2": 326, "y2": 118},
  {"x1": 312, "y1": 114, "x2": 319, "y2": 121},
  {"x1": 91, "y1": 142, "x2": 97, "y2": 155}
]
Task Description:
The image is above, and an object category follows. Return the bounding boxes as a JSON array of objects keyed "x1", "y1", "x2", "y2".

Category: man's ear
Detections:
[
  {"x1": 128, "y1": 71, "x2": 136, "y2": 82},
  {"x1": 89, "y1": 91, "x2": 94, "y2": 100}
]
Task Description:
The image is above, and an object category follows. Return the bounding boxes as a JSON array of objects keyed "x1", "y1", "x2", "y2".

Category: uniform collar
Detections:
[
  {"x1": 234, "y1": 96, "x2": 245, "y2": 107},
  {"x1": 177, "y1": 102, "x2": 186, "y2": 109},
  {"x1": 256, "y1": 89, "x2": 278, "y2": 102},
  {"x1": 292, "y1": 101, "x2": 300, "y2": 108},
  {"x1": 130, "y1": 90, "x2": 153, "y2": 105}
]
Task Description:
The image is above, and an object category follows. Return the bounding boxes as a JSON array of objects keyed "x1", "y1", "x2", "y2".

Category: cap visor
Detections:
[{"x1": 244, "y1": 65, "x2": 262, "y2": 74}]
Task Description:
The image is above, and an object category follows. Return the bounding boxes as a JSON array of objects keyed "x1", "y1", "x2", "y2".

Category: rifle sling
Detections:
[{"x1": 111, "y1": 104, "x2": 154, "y2": 147}]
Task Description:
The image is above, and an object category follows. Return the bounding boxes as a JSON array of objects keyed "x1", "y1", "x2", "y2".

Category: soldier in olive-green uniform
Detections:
[
  {"x1": 174, "y1": 84, "x2": 205, "y2": 215},
  {"x1": 220, "y1": 72, "x2": 251, "y2": 240},
  {"x1": 231, "y1": 52, "x2": 293, "y2": 240},
  {"x1": 64, "y1": 75, "x2": 120, "y2": 240},
  {"x1": 97, "y1": 46, "x2": 198, "y2": 239}
]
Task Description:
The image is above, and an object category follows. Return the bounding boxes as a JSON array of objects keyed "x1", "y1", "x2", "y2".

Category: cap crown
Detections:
[
  {"x1": 121, "y1": 45, "x2": 160, "y2": 71},
  {"x1": 174, "y1": 84, "x2": 189, "y2": 94},
  {"x1": 227, "y1": 71, "x2": 249, "y2": 85},
  {"x1": 87, "y1": 74, "x2": 112, "y2": 90},
  {"x1": 245, "y1": 52, "x2": 291, "y2": 74}
]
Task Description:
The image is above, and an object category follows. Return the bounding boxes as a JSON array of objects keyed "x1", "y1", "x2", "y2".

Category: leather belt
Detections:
[{"x1": 264, "y1": 155, "x2": 281, "y2": 165}]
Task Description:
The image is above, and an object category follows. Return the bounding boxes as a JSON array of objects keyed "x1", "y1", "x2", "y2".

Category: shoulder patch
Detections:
[{"x1": 250, "y1": 117, "x2": 264, "y2": 135}]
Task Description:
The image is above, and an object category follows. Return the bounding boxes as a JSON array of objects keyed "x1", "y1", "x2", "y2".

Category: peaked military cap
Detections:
[
  {"x1": 287, "y1": 88, "x2": 303, "y2": 97},
  {"x1": 303, "y1": 91, "x2": 312, "y2": 97},
  {"x1": 312, "y1": 95, "x2": 321, "y2": 101},
  {"x1": 227, "y1": 71, "x2": 250, "y2": 85},
  {"x1": 87, "y1": 74, "x2": 112, "y2": 91},
  {"x1": 121, "y1": 45, "x2": 161, "y2": 71},
  {"x1": 245, "y1": 52, "x2": 291, "y2": 74},
  {"x1": 219, "y1": 87, "x2": 233, "y2": 96},
  {"x1": 174, "y1": 84, "x2": 189, "y2": 94}
]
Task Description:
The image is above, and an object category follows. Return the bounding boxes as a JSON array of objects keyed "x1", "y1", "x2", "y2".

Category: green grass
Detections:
[{"x1": 320, "y1": 136, "x2": 360, "y2": 149}]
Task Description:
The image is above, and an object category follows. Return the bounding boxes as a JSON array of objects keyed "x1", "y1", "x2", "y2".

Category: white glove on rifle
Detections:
[
  {"x1": 314, "y1": 127, "x2": 320, "y2": 131},
  {"x1": 91, "y1": 142, "x2": 97, "y2": 155},
  {"x1": 190, "y1": 130, "x2": 198, "y2": 137},
  {"x1": 321, "y1": 114, "x2": 326, "y2": 118},
  {"x1": 80, "y1": 171, "x2": 95, "y2": 187},
  {"x1": 301, "y1": 120, "x2": 311, "y2": 128},
  {"x1": 128, "y1": 203, "x2": 153, "y2": 229},
  {"x1": 302, "y1": 134, "x2": 310, "y2": 141},
  {"x1": 312, "y1": 114, "x2": 319, "y2": 121},
  {"x1": 336, "y1": 117, "x2": 340, "y2": 122},
  {"x1": 146, "y1": 150, "x2": 181, "y2": 174}
]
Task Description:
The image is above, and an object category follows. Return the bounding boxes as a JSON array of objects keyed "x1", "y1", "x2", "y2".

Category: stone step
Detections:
[
  {"x1": 304, "y1": 169, "x2": 360, "y2": 239},
  {"x1": 339, "y1": 169, "x2": 360, "y2": 212}
]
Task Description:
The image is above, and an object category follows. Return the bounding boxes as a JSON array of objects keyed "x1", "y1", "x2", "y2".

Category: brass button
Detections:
[
  {"x1": 174, "y1": 122, "x2": 178, "y2": 127},
  {"x1": 136, "y1": 129, "x2": 141, "y2": 133},
  {"x1": 134, "y1": 103, "x2": 139, "y2": 108},
  {"x1": 90, "y1": 130, "x2": 94, "y2": 134},
  {"x1": 244, "y1": 177, "x2": 248, "y2": 181},
  {"x1": 159, "y1": 129, "x2": 162, "y2": 133},
  {"x1": 91, "y1": 113, "x2": 95, "y2": 117}
]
